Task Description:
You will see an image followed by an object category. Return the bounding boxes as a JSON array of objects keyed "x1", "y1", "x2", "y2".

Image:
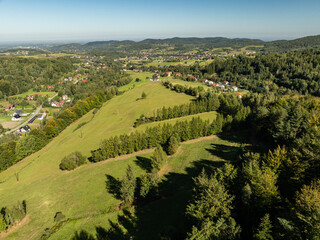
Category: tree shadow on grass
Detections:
[
  {"x1": 105, "y1": 174, "x2": 121, "y2": 200},
  {"x1": 73, "y1": 157, "x2": 238, "y2": 239},
  {"x1": 206, "y1": 143, "x2": 241, "y2": 163},
  {"x1": 134, "y1": 156, "x2": 152, "y2": 172}
]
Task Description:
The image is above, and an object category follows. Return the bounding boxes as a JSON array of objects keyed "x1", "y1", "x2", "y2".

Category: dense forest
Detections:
[
  {"x1": 206, "y1": 49, "x2": 320, "y2": 96},
  {"x1": 0, "y1": 57, "x2": 77, "y2": 98}
]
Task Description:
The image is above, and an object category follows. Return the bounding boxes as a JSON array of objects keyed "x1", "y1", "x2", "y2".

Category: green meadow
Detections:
[
  {"x1": 13, "y1": 89, "x2": 57, "y2": 99},
  {"x1": 0, "y1": 79, "x2": 241, "y2": 239}
]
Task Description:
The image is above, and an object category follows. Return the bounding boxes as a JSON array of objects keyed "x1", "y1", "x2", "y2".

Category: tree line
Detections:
[
  {"x1": 134, "y1": 94, "x2": 220, "y2": 127},
  {"x1": 90, "y1": 116, "x2": 224, "y2": 163}
]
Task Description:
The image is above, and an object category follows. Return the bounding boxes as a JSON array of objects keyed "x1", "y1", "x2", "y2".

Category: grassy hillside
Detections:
[{"x1": 0, "y1": 81, "x2": 202, "y2": 239}]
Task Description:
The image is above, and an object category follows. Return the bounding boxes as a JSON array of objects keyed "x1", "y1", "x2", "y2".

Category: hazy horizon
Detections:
[{"x1": 0, "y1": 33, "x2": 319, "y2": 48}]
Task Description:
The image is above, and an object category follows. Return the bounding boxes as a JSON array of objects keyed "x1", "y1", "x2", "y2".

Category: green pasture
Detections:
[
  {"x1": 13, "y1": 89, "x2": 56, "y2": 99},
  {"x1": 0, "y1": 79, "x2": 236, "y2": 239}
]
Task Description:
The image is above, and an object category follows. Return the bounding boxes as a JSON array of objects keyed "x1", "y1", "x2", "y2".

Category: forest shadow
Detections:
[
  {"x1": 217, "y1": 130, "x2": 248, "y2": 143},
  {"x1": 74, "y1": 140, "x2": 242, "y2": 240},
  {"x1": 206, "y1": 143, "x2": 241, "y2": 162},
  {"x1": 105, "y1": 174, "x2": 122, "y2": 200},
  {"x1": 134, "y1": 156, "x2": 152, "y2": 172}
]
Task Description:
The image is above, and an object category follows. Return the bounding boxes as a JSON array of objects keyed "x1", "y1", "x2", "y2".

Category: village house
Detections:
[
  {"x1": 26, "y1": 95, "x2": 34, "y2": 101},
  {"x1": 231, "y1": 86, "x2": 238, "y2": 91},
  {"x1": 19, "y1": 125, "x2": 31, "y2": 134},
  {"x1": 218, "y1": 84, "x2": 225, "y2": 90},
  {"x1": 15, "y1": 110, "x2": 29, "y2": 117},
  {"x1": 51, "y1": 101, "x2": 61, "y2": 107},
  {"x1": 62, "y1": 95, "x2": 69, "y2": 101},
  {"x1": 4, "y1": 104, "x2": 14, "y2": 111},
  {"x1": 48, "y1": 85, "x2": 54, "y2": 91},
  {"x1": 37, "y1": 114, "x2": 44, "y2": 120},
  {"x1": 166, "y1": 71, "x2": 172, "y2": 77},
  {"x1": 12, "y1": 114, "x2": 21, "y2": 121}
]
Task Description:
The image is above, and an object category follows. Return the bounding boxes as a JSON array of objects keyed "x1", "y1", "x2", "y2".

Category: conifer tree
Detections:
[
  {"x1": 254, "y1": 214, "x2": 273, "y2": 240},
  {"x1": 166, "y1": 135, "x2": 180, "y2": 155},
  {"x1": 151, "y1": 145, "x2": 167, "y2": 171},
  {"x1": 120, "y1": 165, "x2": 136, "y2": 203}
]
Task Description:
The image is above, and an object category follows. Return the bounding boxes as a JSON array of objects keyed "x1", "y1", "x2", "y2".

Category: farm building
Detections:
[{"x1": 4, "y1": 104, "x2": 14, "y2": 111}]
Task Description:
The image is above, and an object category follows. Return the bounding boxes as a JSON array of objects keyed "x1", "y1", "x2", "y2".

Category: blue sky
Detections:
[{"x1": 0, "y1": 0, "x2": 319, "y2": 43}]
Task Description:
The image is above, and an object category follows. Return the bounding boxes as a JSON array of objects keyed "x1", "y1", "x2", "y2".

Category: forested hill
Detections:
[
  {"x1": 51, "y1": 35, "x2": 320, "y2": 52},
  {"x1": 262, "y1": 35, "x2": 320, "y2": 52},
  {"x1": 51, "y1": 37, "x2": 263, "y2": 51},
  {"x1": 51, "y1": 37, "x2": 264, "y2": 51}
]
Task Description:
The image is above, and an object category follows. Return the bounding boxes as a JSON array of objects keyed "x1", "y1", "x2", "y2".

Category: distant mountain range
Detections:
[
  {"x1": 50, "y1": 35, "x2": 320, "y2": 53},
  {"x1": 3, "y1": 35, "x2": 320, "y2": 53}
]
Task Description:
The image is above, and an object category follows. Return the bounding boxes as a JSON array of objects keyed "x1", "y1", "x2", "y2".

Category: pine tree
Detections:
[
  {"x1": 254, "y1": 214, "x2": 273, "y2": 240},
  {"x1": 120, "y1": 165, "x2": 136, "y2": 203},
  {"x1": 166, "y1": 135, "x2": 180, "y2": 155},
  {"x1": 151, "y1": 145, "x2": 167, "y2": 171}
]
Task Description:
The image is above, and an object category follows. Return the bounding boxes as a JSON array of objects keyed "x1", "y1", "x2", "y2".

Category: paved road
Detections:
[
  {"x1": 0, "y1": 93, "x2": 58, "y2": 137},
  {"x1": 3, "y1": 105, "x2": 43, "y2": 135}
]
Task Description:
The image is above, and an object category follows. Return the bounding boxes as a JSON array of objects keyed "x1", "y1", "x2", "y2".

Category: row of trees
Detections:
[
  {"x1": 134, "y1": 95, "x2": 220, "y2": 127},
  {"x1": 90, "y1": 116, "x2": 225, "y2": 163}
]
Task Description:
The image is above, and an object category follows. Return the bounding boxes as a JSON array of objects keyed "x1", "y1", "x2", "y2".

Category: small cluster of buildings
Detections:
[
  {"x1": 204, "y1": 79, "x2": 238, "y2": 91},
  {"x1": 50, "y1": 95, "x2": 71, "y2": 107},
  {"x1": 25, "y1": 93, "x2": 43, "y2": 101}
]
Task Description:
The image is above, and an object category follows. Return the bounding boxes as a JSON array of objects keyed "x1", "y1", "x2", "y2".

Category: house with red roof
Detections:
[
  {"x1": 166, "y1": 71, "x2": 172, "y2": 77},
  {"x1": 48, "y1": 85, "x2": 54, "y2": 91},
  {"x1": 4, "y1": 104, "x2": 14, "y2": 111},
  {"x1": 26, "y1": 95, "x2": 34, "y2": 101}
]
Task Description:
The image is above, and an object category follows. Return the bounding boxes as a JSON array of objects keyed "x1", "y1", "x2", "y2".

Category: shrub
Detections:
[
  {"x1": 59, "y1": 151, "x2": 86, "y2": 171},
  {"x1": 54, "y1": 212, "x2": 65, "y2": 222}
]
